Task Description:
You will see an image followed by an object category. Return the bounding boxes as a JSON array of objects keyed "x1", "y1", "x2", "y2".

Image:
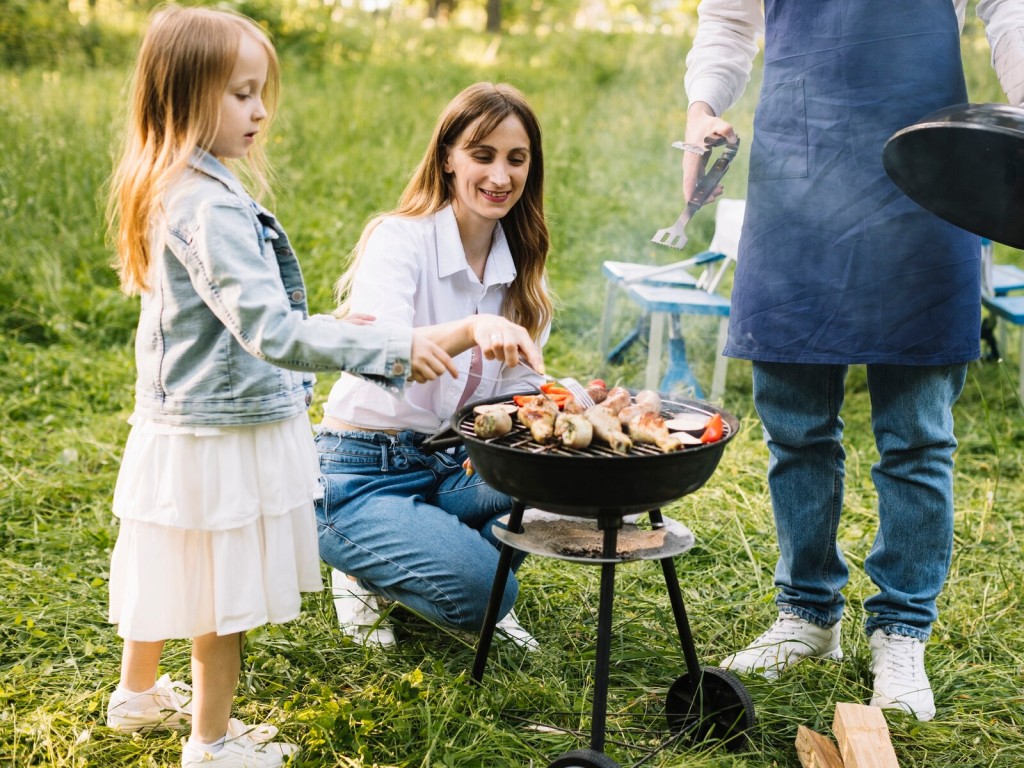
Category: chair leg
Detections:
[
  {"x1": 646, "y1": 311, "x2": 666, "y2": 390},
  {"x1": 1018, "y1": 327, "x2": 1024, "y2": 404},
  {"x1": 710, "y1": 317, "x2": 730, "y2": 401},
  {"x1": 598, "y1": 282, "x2": 619, "y2": 377},
  {"x1": 662, "y1": 315, "x2": 705, "y2": 399}
]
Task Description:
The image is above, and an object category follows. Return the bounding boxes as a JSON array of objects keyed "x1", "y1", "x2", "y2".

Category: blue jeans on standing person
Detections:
[
  {"x1": 314, "y1": 428, "x2": 525, "y2": 632},
  {"x1": 751, "y1": 361, "x2": 967, "y2": 642}
]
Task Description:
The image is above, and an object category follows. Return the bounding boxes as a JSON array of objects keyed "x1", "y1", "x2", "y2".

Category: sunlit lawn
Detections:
[{"x1": 2, "y1": 17, "x2": 1022, "y2": 768}]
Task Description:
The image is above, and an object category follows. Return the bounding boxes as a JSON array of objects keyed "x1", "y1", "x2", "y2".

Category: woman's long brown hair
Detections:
[{"x1": 335, "y1": 82, "x2": 553, "y2": 341}]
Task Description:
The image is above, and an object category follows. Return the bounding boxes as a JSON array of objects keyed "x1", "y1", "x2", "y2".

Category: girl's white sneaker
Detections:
[
  {"x1": 106, "y1": 674, "x2": 192, "y2": 733},
  {"x1": 181, "y1": 738, "x2": 298, "y2": 767}
]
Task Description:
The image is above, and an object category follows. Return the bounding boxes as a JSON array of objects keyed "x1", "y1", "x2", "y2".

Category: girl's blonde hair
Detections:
[
  {"x1": 336, "y1": 82, "x2": 553, "y2": 341},
  {"x1": 107, "y1": 4, "x2": 279, "y2": 295}
]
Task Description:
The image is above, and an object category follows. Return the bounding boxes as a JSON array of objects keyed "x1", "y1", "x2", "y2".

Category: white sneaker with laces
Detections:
[
  {"x1": 719, "y1": 612, "x2": 843, "y2": 679},
  {"x1": 495, "y1": 609, "x2": 540, "y2": 652},
  {"x1": 869, "y1": 629, "x2": 935, "y2": 721},
  {"x1": 181, "y1": 736, "x2": 299, "y2": 767},
  {"x1": 106, "y1": 673, "x2": 192, "y2": 733},
  {"x1": 332, "y1": 569, "x2": 396, "y2": 647}
]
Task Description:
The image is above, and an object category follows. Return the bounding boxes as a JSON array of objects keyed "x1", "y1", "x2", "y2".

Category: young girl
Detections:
[
  {"x1": 103, "y1": 7, "x2": 460, "y2": 767},
  {"x1": 315, "y1": 82, "x2": 552, "y2": 650}
]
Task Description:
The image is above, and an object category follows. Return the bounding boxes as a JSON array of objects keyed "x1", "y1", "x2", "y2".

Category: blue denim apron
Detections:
[{"x1": 724, "y1": 0, "x2": 981, "y2": 365}]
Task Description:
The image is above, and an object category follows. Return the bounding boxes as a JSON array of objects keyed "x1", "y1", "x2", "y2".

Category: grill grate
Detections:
[{"x1": 457, "y1": 399, "x2": 727, "y2": 458}]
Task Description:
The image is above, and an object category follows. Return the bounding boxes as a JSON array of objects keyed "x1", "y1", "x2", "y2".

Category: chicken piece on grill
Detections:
[
  {"x1": 618, "y1": 389, "x2": 663, "y2": 426},
  {"x1": 627, "y1": 412, "x2": 685, "y2": 453},
  {"x1": 584, "y1": 404, "x2": 633, "y2": 453},
  {"x1": 562, "y1": 395, "x2": 585, "y2": 415},
  {"x1": 474, "y1": 410, "x2": 513, "y2": 439},
  {"x1": 554, "y1": 412, "x2": 593, "y2": 449},
  {"x1": 634, "y1": 389, "x2": 662, "y2": 413},
  {"x1": 586, "y1": 382, "x2": 609, "y2": 405},
  {"x1": 601, "y1": 386, "x2": 632, "y2": 415},
  {"x1": 517, "y1": 394, "x2": 559, "y2": 444}
]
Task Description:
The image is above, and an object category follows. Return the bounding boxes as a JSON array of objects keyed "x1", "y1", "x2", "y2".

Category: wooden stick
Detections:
[
  {"x1": 795, "y1": 725, "x2": 845, "y2": 768},
  {"x1": 833, "y1": 702, "x2": 900, "y2": 768}
]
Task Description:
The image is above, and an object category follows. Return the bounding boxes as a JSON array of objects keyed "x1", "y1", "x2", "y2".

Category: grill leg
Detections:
[
  {"x1": 590, "y1": 519, "x2": 620, "y2": 753},
  {"x1": 472, "y1": 500, "x2": 526, "y2": 683},
  {"x1": 660, "y1": 552, "x2": 703, "y2": 680}
]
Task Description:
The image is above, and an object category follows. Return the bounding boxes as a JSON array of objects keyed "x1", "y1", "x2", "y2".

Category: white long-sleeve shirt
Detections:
[
  {"x1": 322, "y1": 205, "x2": 548, "y2": 433},
  {"x1": 685, "y1": 0, "x2": 1024, "y2": 115}
]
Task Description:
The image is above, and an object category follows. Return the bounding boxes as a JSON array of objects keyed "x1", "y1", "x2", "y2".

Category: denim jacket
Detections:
[{"x1": 132, "y1": 150, "x2": 411, "y2": 427}]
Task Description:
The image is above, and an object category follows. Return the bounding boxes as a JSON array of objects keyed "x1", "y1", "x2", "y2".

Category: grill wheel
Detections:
[{"x1": 665, "y1": 666, "x2": 757, "y2": 752}]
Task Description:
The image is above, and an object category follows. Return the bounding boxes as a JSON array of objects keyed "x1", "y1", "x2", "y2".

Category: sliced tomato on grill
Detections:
[{"x1": 700, "y1": 413, "x2": 724, "y2": 443}]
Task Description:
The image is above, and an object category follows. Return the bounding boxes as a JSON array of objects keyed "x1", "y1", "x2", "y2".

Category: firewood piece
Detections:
[
  {"x1": 795, "y1": 725, "x2": 845, "y2": 768},
  {"x1": 833, "y1": 703, "x2": 900, "y2": 768}
]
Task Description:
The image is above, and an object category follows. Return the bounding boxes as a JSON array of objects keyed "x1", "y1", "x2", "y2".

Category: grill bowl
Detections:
[{"x1": 440, "y1": 392, "x2": 738, "y2": 516}]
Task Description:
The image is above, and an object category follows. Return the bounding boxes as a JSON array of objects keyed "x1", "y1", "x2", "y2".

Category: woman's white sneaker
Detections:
[
  {"x1": 869, "y1": 630, "x2": 935, "y2": 721},
  {"x1": 720, "y1": 612, "x2": 843, "y2": 679},
  {"x1": 332, "y1": 569, "x2": 396, "y2": 647},
  {"x1": 495, "y1": 609, "x2": 540, "y2": 652}
]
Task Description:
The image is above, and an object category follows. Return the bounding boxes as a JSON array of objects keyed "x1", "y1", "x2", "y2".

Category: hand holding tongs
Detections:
[{"x1": 650, "y1": 135, "x2": 741, "y2": 251}]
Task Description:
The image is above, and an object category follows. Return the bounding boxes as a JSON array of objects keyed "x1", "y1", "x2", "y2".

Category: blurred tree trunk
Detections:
[
  {"x1": 428, "y1": 0, "x2": 456, "y2": 22},
  {"x1": 486, "y1": 0, "x2": 501, "y2": 33}
]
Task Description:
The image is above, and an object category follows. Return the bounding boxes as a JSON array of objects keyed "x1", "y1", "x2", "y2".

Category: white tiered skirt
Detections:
[{"x1": 108, "y1": 413, "x2": 323, "y2": 641}]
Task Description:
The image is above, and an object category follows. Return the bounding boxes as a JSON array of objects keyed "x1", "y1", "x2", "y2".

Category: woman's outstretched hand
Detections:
[
  {"x1": 471, "y1": 315, "x2": 545, "y2": 373},
  {"x1": 415, "y1": 315, "x2": 545, "y2": 374}
]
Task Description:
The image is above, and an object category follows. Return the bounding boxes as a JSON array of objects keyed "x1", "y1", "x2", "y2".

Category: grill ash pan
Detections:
[{"x1": 422, "y1": 392, "x2": 739, "y2": 516}]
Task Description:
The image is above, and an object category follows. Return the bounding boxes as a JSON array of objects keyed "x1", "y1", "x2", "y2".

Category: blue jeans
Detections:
[
  {"x1": 752, "y1": 362, "x2": 966, "y2": 641},
  {"x1": 314, "y1": 429, "x2": 525, "y2": 632}
]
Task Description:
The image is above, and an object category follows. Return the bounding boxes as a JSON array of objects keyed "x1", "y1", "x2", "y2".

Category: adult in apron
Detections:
[{"x1": 683, "y1": 0, "x2": 984, "y2": 722}]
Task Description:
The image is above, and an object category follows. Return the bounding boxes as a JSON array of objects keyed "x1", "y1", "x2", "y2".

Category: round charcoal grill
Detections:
[
  {"x1": 425, "y1": 392, "x2": 738, "y2": 516},
  {"x1": 424, "y1": 391, "x2": 756, "y2": 768}
]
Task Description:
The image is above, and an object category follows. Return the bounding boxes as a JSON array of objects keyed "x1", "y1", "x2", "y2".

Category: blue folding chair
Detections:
[{"x1": 598, "y1": 199, "x2": 745, "y2": 400}]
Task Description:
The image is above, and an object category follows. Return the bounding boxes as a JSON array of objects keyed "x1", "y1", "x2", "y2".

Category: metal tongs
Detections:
[{"x1": 650, "y1": 135, "x2": 740, "y2": 251}]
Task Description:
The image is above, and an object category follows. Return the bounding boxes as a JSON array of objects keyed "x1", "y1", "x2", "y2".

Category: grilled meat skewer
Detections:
[
  {"x1": 585, "y1": 404, "x2": 633, "y2": 453},
  {"x1": 474, "y1": 410, "x2": 513, "y2": 439},
  {"x1": 617, "y1": 388, "x2": 662, "y2": 426},
  {"x1": 517, "y1": 394, "x2": 559, "y2": 444},
  {"x1": 554, "y1": 413, "x2": 593, "y2": 449},
  {"x1": 627, "y1": 412, "x2": 684, "y2": 453},
  {"x1": 601, "y1": 386, "x2": 632, "y2": 415}
]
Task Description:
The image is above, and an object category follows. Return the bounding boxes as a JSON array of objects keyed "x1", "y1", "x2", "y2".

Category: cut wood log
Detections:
[
  {"x1": 833, "y1": 702, "x2": 900, "y2": 768},
  {"x1": 795, "y1": 725, "x2": 845, "y2": 768}
]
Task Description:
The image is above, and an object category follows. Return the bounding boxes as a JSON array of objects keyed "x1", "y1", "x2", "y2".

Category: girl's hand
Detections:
[
  {"x1": 409, "y1": 329, "x2": 458, "y2": 383},
  {"x1": 682, "y1": 102, "x2": 736, "y2": 204},
  {"x1": 472, "y1": 315, "x2": 545, "y2": 373}
]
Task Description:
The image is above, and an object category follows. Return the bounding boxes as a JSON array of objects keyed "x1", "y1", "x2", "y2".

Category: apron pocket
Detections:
[{"x1": 750, "y1": 78, "x2": 809, "y2": 182}]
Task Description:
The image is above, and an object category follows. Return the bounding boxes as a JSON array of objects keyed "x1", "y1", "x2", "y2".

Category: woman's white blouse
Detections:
[
  {"x1": 684, "y1": 0, "x2": 1024, "y2": 117},
  {"x1": 322, "y1": 205, "x2": 547, "y2": 433}
]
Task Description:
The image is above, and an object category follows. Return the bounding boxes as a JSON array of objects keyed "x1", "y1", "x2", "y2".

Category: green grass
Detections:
[{"x1": 2, "y1": 18, "x2": 1024, "y2": 768}]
